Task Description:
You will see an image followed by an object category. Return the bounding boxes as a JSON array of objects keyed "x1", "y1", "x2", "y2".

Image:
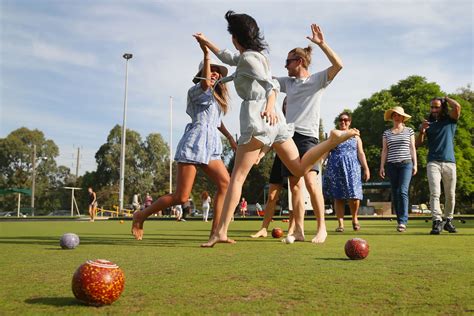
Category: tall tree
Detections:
[{"x1": 0, "y1": 127, "x2": 70, "y2": 214}]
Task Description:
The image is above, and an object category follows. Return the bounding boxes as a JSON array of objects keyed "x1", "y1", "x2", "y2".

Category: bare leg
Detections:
[
  {"x1": 288, "y1": 211, "x2": 295, "y2": 235},
  {"x1": 305, "y1": 171, "x2": 327, "y2": 244},
  {"x1": 202, "y1": 138, "x2": 263, "y2": 247},
  {"x1": 287, "y1": 176, "x2": 305, "y2": 241},
  {"x1": 348, "y1": 199, "x2": 361, "y2": 230},
  {"x1": 274, "y1": 129, "x2": 359, "y2": 178},
  {"x1": 334, "y1": 199, "x2": 345, "y2": 231},
  {"x1": 251, "y1": 183, "x2": 282, "y2": 238},
  {"x1": 132, "y1": 164, "x2": 197, "y2": 240},
  {"x1": 200, "y1": 160, "x2": 230, "y2": 236}
]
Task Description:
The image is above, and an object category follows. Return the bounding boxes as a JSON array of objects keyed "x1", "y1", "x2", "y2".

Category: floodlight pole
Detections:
[
  {"x1": 169, "y1": 96, "x2": 173, "y2": 194},
  {"x1": 31, "y1": 144, "x2": 36, "y2": 216},
  {"x1": 119, "y1": 53, "x2": 133, "y2": 215}
]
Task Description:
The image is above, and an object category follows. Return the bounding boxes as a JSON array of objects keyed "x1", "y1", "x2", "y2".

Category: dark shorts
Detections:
[
  {"x1": 269, "y1": 154, "x2": 285, "y2": 184},
  {"x1": 281, "y1": 132, "x2": 319, "y2": 177}
]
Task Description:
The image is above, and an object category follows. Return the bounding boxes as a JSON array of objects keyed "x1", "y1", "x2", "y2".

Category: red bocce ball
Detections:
[
  {"x1": 344, "y1": 238, "x2": 370, "y2": 260},
  {"x1": 72, "y1": 259, "x2": 125, "y2": 306},
  {"x1": 272, "y1": 227, "x2": 284, "y2": 238}
]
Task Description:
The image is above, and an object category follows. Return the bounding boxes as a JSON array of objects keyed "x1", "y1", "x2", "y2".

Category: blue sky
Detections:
[{"x1": 1, "y1": 0, "x2": 472, "y2": 175}]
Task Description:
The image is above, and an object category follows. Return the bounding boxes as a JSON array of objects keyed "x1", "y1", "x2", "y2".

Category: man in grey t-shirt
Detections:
[{"x1": 271, "y1": 24, "x2": 343, "y2": 243}]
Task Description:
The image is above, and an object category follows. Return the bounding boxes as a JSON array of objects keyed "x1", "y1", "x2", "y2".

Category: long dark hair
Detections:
[
  {"x1": 225, "y1": 10, "x2": 267, "y2": 52},
  {"x1": 429, "y1": 97, "x2": 449, "y2": 121}
]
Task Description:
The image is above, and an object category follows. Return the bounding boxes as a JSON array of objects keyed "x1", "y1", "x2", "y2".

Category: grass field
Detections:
[{"x1": 0, "y1": 218, "x2": 473, "y2": 315}]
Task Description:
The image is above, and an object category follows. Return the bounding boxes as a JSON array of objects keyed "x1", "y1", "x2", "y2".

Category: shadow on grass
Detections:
[
  {"x1": 314, "y1": 257, "x2": 350, "y2": 261},
  {"x1": 25, "y1": 297, "x2": 81, "y2": 307},
  {"x1": 0, "y1": 235, "x2": 209, "y2": 248}
]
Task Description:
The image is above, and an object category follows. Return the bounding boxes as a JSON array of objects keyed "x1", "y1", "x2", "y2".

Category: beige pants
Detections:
[{"x1": 427, "y1": 161, "x2": 456, "y2": 221}]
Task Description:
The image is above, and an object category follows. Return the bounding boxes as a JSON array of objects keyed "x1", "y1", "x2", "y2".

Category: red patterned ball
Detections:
[
  {"x1": 72, "y1": 259, "x2": 125, "y2": 306},
  {"x1": 272, "y1": 228, "x2": 284, "y2": 238},
  {"x1": 344, "y1": 238, "x2": 370, "y2": 260}
]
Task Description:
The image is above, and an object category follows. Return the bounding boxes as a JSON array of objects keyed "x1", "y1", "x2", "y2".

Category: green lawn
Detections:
[{"x1": 0, "y1": 219, "x2": 473, "y2": 315}]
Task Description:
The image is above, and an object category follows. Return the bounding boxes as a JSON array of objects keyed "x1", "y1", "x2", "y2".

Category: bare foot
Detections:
[
  {"x1": 292, "y1": 233, "x2": 305, "y2": 242},
  {"x1": 250, "y1": 228, "x2": 268, "y2": 238},
  {"x1": 131, "y1": 211, "x2": 145, "y2": 240},
  {"x1": 201, "y1": 235, "x2": 236, "y2": 248},
  {"x1": 311, "y1": 229, "x2": 328, "y2": 244},
  {"x1": 329, "y1": 128, "x2": 360, "y2": 145}
]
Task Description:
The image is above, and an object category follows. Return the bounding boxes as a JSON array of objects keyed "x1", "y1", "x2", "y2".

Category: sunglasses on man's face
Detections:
[{"x1": 430, "y1": 106, "x2": 441, "y2": 109}]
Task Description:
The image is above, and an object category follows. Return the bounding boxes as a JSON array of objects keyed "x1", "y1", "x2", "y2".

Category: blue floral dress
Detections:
[
  {"x1": 174, "y1": 84, "x2": 222, "y2": 164},
  {"x1": 323, "y1": 137, "x2": 363, "y2": 200}
]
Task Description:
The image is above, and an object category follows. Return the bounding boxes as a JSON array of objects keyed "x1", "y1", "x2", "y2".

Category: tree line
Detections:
[{"x1": 0, "y1": 76, "x2": 472, "y2": 214}]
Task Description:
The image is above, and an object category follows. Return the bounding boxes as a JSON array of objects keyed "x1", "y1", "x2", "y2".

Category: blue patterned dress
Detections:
[
  {"x1": 323, "y1": 137, "x2": 363, "y2": 200},
  {"x1": 174, "y1": 84, "x2": 223, "y2": 164}
]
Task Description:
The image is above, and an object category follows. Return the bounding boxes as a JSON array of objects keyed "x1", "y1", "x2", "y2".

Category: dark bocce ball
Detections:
[
  {"x1": 345, "y1": 238, "x2": 370, "y2": 260},
  {"x1": 272, "y1": 227, "x2": 284, "y2": 238}
]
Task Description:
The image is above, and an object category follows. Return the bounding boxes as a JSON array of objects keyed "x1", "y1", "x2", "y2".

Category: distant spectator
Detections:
[
  {"x1": 144, "y1": 193, "x2": 153, "y2": 208},
  {"x1": 201, "y1": 191, "x2": 211, "y2": 222},
  {"x1": 132, "y1": 193, "x2": 141, "y2": 212},
  {"x1": 87, "y1": 187, "x2": 97, "y2": 222},
  {"x1": 239, "y1": 198, "x2": 247, "y2": 218},
  {"x1": 175, "y1": 205, "x2": 183, "y2": 221}
]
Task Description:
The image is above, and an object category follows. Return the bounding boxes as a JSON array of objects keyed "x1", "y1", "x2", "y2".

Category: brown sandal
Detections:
[
  {"x1": 335, "y1": 227, "x2": 344, "y2": 232},
  {"x1": 352, "y1": 222, "x2": 361, "y2": 231}
]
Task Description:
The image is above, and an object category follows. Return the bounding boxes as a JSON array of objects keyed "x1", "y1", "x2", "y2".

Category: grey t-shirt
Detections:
[{"x1": 276, "y1": 69, "x2": 330, "y2": 138}]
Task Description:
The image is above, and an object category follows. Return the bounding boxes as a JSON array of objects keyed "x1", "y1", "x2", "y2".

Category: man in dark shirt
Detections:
[{"x1": 416, "y1": 96, "x2": 461, "y2": 234}]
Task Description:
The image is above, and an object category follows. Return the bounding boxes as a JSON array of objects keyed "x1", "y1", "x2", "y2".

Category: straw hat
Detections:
[
  {"x1": 384, "y1": 106, "x2": 412, "y2": 122},
  {"x1": 192, "y1": 59, "x2": 228, "y2": 84}
]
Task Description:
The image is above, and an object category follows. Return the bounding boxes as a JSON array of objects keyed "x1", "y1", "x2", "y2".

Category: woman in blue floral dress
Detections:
[
  {"x1": 324, "y1": 111, "x2": 370, "y2": 232},
  {"x1": 132, "y1": 40, "x2": 237, "y2": 241}
]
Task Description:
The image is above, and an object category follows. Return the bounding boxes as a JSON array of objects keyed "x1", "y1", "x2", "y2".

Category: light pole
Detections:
[
  {"x1": 169, "y1": 96, "x2": 173, "y2": 194},
  {"x1": 31, "y1": 144, "x2": 47, "y2": 216},
  {"x1": 119, "y1": 53, "x2": 133, "y2": 215}
]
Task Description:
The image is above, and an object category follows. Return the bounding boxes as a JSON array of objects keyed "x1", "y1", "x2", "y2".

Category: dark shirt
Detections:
[{"x1": 426, "y1": 117, "x2": 457, "y2": 163}]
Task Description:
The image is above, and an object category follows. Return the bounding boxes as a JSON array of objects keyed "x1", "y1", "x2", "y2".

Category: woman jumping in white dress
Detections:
[{"x1": 195, "y1": 11, "x2": 359, "y2": 247}]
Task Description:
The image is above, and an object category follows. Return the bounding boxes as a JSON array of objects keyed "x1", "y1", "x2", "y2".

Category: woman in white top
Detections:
[
  {"x1": 201, "y1": 191, "x2": 211, "y2": 222},
  {"x1": 195, "y1": 11, "x2": 359, "y2": 247},
  {"x1": 379, "y1": 106, "x2": 417, "y2": 232}
]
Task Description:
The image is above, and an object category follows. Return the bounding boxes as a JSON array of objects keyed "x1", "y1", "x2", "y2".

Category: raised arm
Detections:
[
  {"x1": 306, "y1": 23, "x2": 343, "y2": 81},
  {"x1": 446, "y1": 96, "x2": 461, "y2": 120},
  {"x1": 196, "y1": 39, "x2": 213, "y2": 91},
  {"x1": 193, "y1": 32, "x2": 239, "y2": 66}
]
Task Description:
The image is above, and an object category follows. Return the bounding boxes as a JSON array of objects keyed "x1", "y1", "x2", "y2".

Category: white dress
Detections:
[{"x1": 215, "y1": 49, "x2": 292, "y2": 146}]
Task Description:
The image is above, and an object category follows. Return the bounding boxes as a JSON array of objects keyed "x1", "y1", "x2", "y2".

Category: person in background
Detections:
[
  {"x1": 323, "y1": 111, "x2": 370, "y2": 232},
  {"x1": 144, "y1": 193, "x2": 153, "y2": 209},
  {"x1": 132, "y1": 193, "x2": 141, "y2": 212},
  {"x1": 88, "y1": 187, "x2": 97, "y2": 222},
  {"x1": 201, "y1": 191, "x2": 211, "y2": 222},
  {"x1": 416, "y1": 96, "x2": 461, "y2": 235},
  {"x1": 380, "y1": 106, "x2": 417, "y2": 232},
  {"x1": 239, "y1": 197, "x2": 248, "y2": 218}
]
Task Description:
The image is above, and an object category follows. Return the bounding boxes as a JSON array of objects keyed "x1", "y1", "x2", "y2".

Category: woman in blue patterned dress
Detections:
[
  {"x1": 131, "y1": 41, "x2": 237, "y2": 240},
  {"x1": 324, "y1": 111, "x2": 370, "y2": 232}
]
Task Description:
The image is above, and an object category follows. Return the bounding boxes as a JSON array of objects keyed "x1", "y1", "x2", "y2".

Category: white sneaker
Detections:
[{"x1": 397, "y1": 224, "x2": 406, "y2": 232}]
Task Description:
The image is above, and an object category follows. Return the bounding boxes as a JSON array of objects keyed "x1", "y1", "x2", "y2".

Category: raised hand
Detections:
[{"x1": 306, "y1": 24, "x2": 324, "y2": 45}]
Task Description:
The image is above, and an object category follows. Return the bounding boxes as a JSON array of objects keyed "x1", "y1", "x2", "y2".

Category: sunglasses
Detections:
[
  {"x1": 285, "y1": 58, "x2": 300, "y2": 67},
  {"x1": 339, "y1": 118, "x2": 350, "y2": 122},
  {"x1": 430, "y1": 106, "x2": 441, "y2": 109}
]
